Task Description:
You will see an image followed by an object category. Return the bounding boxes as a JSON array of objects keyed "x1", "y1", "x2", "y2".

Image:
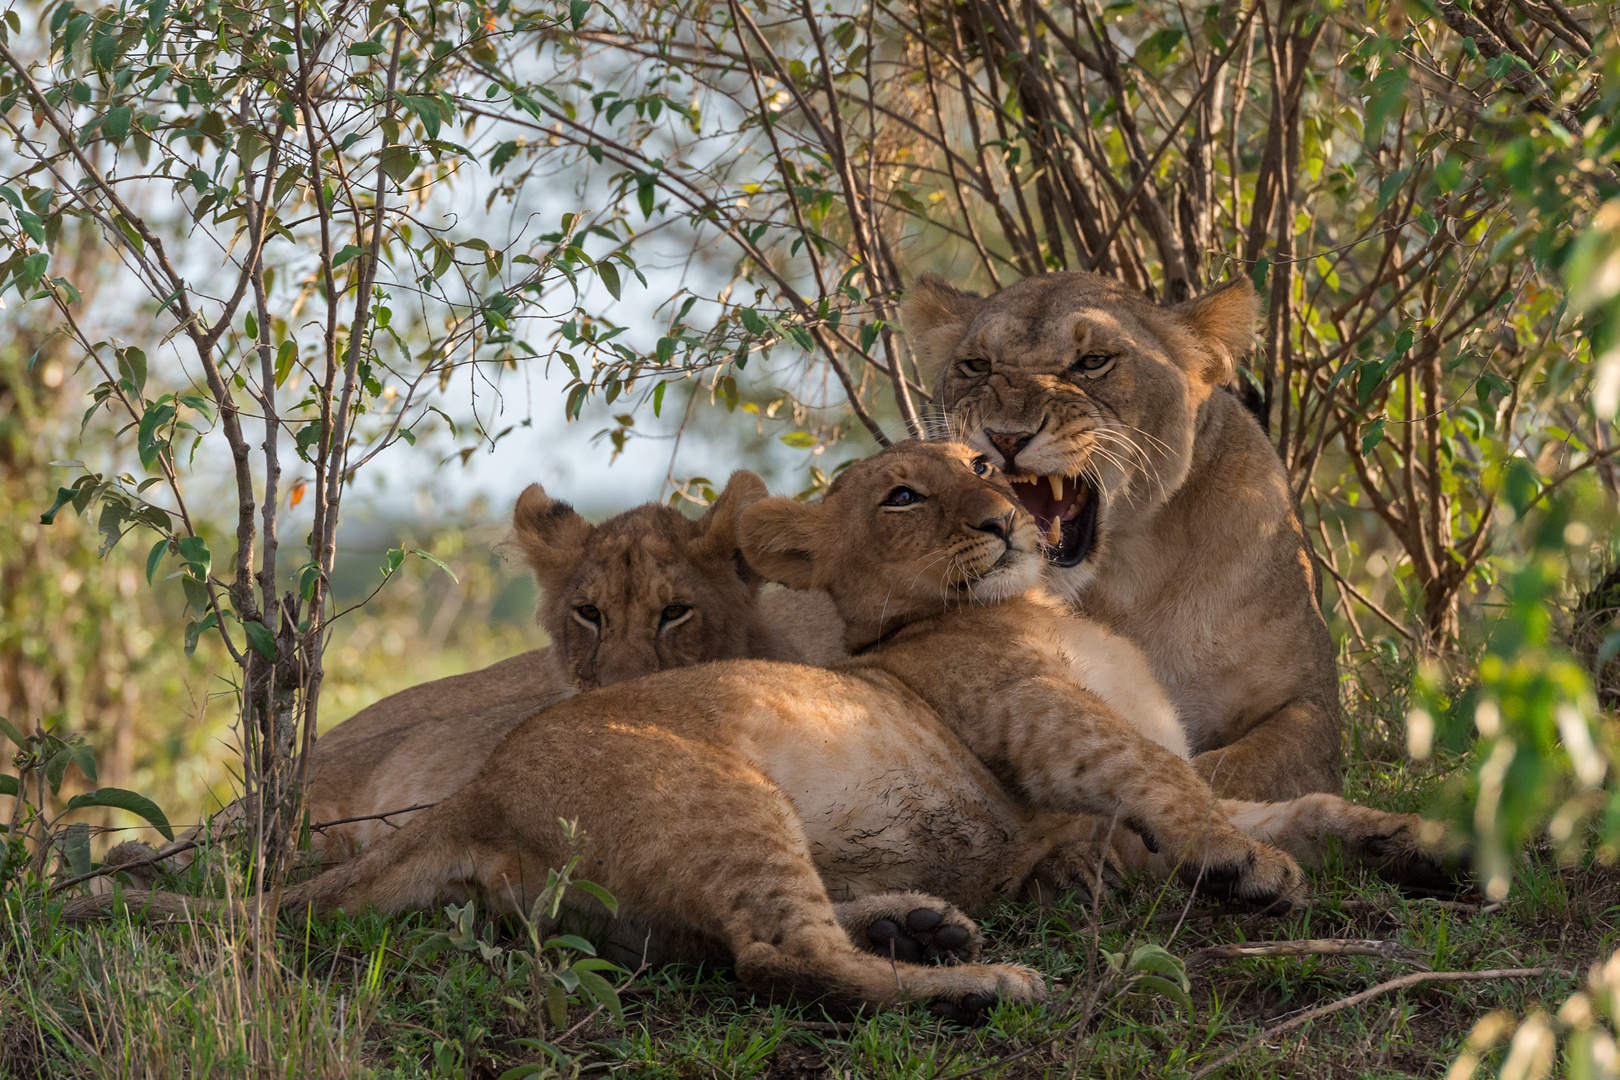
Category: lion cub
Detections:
[
  {"x1": 255, "y1": 442, "x2": 1319, "y2": 1019},
  {"x1": 104, "y1": 472, "x2": 844, "y2": 873}
]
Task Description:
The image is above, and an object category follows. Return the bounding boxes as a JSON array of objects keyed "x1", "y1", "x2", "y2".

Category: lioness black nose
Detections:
[
  {"x1": 984, "y1": 429, "x2": 1032, "y2": 466},
  {"x1": 974, "y1": 511, "x2": 1016, "y2": 541}
]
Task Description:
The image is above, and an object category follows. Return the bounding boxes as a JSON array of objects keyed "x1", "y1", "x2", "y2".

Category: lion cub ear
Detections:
[
  {"x1": 510, "y1": 483, "x2": 594, "y2": 587},
  {"x1": 901, "y1": 273, "x2": 983, "y2": 385},
  {"x1": 1168, "y1": 277, "x2": 1259, "y2": 386},
  {"x1": 738, "y1": 497, "x2": 820, "y2": 591},
  {"x1": 697, "y1": 471, "x2": 771, "y2": 583}
]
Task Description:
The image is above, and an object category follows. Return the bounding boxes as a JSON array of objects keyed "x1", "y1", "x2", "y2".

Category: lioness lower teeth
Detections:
[
  {"x1": 1048, "y1": 474, "x2": 1064, "y2": 500},
  {"x1": 1046, "y1": 519, "x2": 1063, "y2": 546}
]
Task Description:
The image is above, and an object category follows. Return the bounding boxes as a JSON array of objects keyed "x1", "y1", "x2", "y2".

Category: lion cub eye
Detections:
[
  {"x1": 882, "y1": 486, "x2": 925, "y2": 507},
  {"x1": 659, "y1": 603, "x2": 692, "y2": 626},
  {"x1": 957, "y1": 358, "x2": 991, "y2": 375},
  {"x1": 971, "y1": 458, "x2": 992, "y2": 476},
  {"x1": 1072, "y1": 352, "x2": 1116, "y2": 376},
  {"x1": 573, "y1": 604, "x2": 602, "y2": 628}
]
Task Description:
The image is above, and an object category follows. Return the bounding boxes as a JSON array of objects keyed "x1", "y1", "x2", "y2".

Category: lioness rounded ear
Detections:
[
  {"x1": 901, "y1": 273, "x2": 983, "y2": 386},
  {"x1": 738, "y1": 497, "x2": 820, "y2": 591},
  {"x1": 698, "y1": 470, "x2": 771, "y2": 582},
  {"x1": 1167, "y1": 277, "x2": 1259, "y2": 386},
  {"x1": 510, "y1": 483, "x2": 594, "y2": 586}
]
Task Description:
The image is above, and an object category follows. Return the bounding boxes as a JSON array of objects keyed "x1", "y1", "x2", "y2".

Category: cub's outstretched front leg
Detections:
[
  {"x1": 873, "y1": 633, "x2": 1307, "y2": 910},
  {"x1": 1216, "y1": 796, "x2": 1466, "y2": 895},
  {"x1": 282, "y1": 713, "x2": 1045, "y2": 1020}
]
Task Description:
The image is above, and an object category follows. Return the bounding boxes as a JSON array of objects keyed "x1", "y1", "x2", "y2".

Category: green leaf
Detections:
[
  {"x1": 1361, "y1": 417, "x2": 1386, "y2": 456},
  {"x1": 779, "y1": 431, "x2": 816, "y2": 448},
  {"x1": 65, "y1": 788, "x2": 175, "y2": 840},
  {"x1": 176, "y1": 535, "x2": 210, "y2": 580},
  {"x1": 332, "y1": 243, "x2": 365, "y2": 269},
  {"x1": 652, "y1": 380, "x2": 666, "y2": 416},
  {"x1": 244, "y1": 620, "x2": 277, "y2": 660},
  {"x1": 0, "y1": 716, "x2": 24, "y2": 745},
  {"x1": 489, "y1": 140, "x2": 519, "y2": 173},
  {"x1": 274, "y1": 340, "x2": 297, "y2": 387},
  {"x1": 67, "y1": 739, "x2": 97, "y2": 784},
  {"x1": 184, "y1": 611, "x2": 219, "y2": 657},
  {"x1": 40, "y1": 486, "x2": 77, "y2": 525},
  {"x1": 298, "y1": 562, "x2": 322, "y2": 601},
  {"x1": 118, "y1": 347, "x2": 148, "y2": 395},
  {"x1": 103, "y1": 105, "x2": 131, "y2": 142},
  {"x1": 91, "y1": 28, "x2": 118, "y2": 70},
  {"x1": 1250, "y1": 255, "x2": 1269, "y2": 292},
  {"x1": 597, "y1": 260, "x2": 621, "y2": 300},
  {"x1": 571, "y1": 879, "x2": 618, "y2": 916},
  {"x1": 409, "y1": 548, "x2": 458, "y2": 582},
  {"x1": 45, "y1": 748, "x2": 70, "y2": 795},
  {"x1": 347, "y1": 39, "x2": 385, "y2": 55},
  {"x1": 59, "y1": 822, "x2": 91, "y2": 877},
  {"x1": 573, "y1": 969, "x2": 625, "y2": 1021},
  {"x1": 543, "y1": 934, "x2": 597, "y2": 955},
  {"x1": 0, "y1": 774, "x2": 17, "y2": 797},
  {"x1": 379, "y1": 145, "x2": 416, "y2": 185},
  {"x1": 146, "y1": 539, "x2": 169, "y2": 584}
]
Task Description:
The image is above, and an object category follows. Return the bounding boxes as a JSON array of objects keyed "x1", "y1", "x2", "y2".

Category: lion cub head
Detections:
[
  {"x1": 902, "y1": 271, "x2": 1258, "y2": 588},
  {"x1": 739, "y1": 441, "x2": 1042, "y2": 647},
  {"x1": 510, "y1": 472, "x2": 770, "y2": 688}
]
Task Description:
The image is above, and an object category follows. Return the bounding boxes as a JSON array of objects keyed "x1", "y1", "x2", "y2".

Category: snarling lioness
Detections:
[
  {"x1": 903, "y1": 272, "x2": 1340, "y2": 801},
  {"x1": 233, "y1": 442, "x2": 1440, "y2": 1018}
]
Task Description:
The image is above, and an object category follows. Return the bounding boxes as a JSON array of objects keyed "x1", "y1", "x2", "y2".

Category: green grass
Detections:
[{"x1": 2, "y1": 726, "x2": 1612, "y2": 1079}]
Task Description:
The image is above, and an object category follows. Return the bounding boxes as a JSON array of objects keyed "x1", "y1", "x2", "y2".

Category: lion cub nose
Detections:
[
  {"x1": 984, "y1": 429, "x2": 1033, "y2": 467},
  {"x1": 972, "y1": 512, "x2": 1016, "y2": 542}
]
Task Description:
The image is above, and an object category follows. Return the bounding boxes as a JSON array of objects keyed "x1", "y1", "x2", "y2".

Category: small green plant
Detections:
[
  {"x1": 410, "y1": 818, "x2": 627, "y2": 1080},
  {"x1": 0, "y1": 714, "x2": 173, "y2": 891}
]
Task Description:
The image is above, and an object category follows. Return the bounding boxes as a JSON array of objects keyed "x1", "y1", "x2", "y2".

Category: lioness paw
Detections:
[
  {"x1": 1182, "y1": 839, "x2": 1306, "y2": 911},
  {"x1": 1360, "y1": 817, "x2": 1474, "y2": 898},
  {"x1": 924, "y1": 963, "x2": 1047, "y2": 1026},
  {"x1": 1026, "y1": 839, "x2": 1124, "y2": 903},
  {"x1": 834, "y1": 892, "x2": 981, "y2": 964}
]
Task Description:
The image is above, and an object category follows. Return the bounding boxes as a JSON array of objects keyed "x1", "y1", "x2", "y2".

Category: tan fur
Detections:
[
  {"x1": 902, "y1": 271, "x2": 1342, "y2": 801},
  {"x1": 108, "y1": 473, "x2": 848, "y2": 877},
  {"x1": 78, "y1": 444, "x2": 1444, "y2": 1016}
]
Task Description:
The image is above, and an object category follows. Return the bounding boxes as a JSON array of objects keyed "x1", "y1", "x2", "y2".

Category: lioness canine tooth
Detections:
[
  {"x1": 1048, "y1": 474, "x2": 1064, "y2": 501},
  {"x1": 1046, "y1": 519, "x2": 1063, "y2": 546}
]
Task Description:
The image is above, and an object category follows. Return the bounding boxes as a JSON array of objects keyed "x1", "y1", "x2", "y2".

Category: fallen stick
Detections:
[
  {"x1": 1185, "y1": 938, "x2": 1434, "y2": 972},
  {"x1": 1188, "y1": 966, "x2": 1572, "y2": 1079}
]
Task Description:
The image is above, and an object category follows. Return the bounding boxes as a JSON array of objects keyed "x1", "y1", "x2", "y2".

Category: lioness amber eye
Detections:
[
  {"x1": 959, "y1": 358, "x2": 991, "y2": 374},
  {"x1": 660, "y1": 603, "x2": 691, "y2": 623},
  {"x1": 882, "y1": 486, "x2": 924, "y2": 506},
  {"x1": 1073, "y1": 353, "x2": 1114, "y2": 373},
  {"x1": 575, "y1": 605, "x2": 601, "y2": 624}
]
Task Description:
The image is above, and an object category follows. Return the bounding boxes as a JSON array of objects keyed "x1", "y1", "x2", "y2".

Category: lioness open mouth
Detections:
[{"x1": 1006, "y1": 473, "x2": 1099, "y2": 568}]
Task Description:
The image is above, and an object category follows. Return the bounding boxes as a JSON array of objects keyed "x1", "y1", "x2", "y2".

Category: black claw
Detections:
[
  {"x1": 906, "y1": 907, "x2": 943, "y2": 932},
  {"x1": 891, "y1": 935, "x2": 923, "y2": 963},
  {"x1": 935, "y1": 924, "x2": 971, "y2": 950},
  {"x1": 927, "y1": 994, "x2": 992, "y2": 1027},
  {"x1": 960, "y1": 991, "x2": 995, "y2": 1013},
  {"x1": 866, "y1": 918, "x2": 900, "y2": 944}
]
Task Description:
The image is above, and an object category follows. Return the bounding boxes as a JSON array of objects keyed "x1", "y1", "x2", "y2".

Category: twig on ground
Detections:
[
  {"x1": 1187, "y1": 966, "x2": 1574, "y2": 1079},
  {"x1": 308, "y1": 803, "x2": 437, "y2": 832},
  {"x1": 1185, "y1": 938, "x2": 1434, "y2": 972}
]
